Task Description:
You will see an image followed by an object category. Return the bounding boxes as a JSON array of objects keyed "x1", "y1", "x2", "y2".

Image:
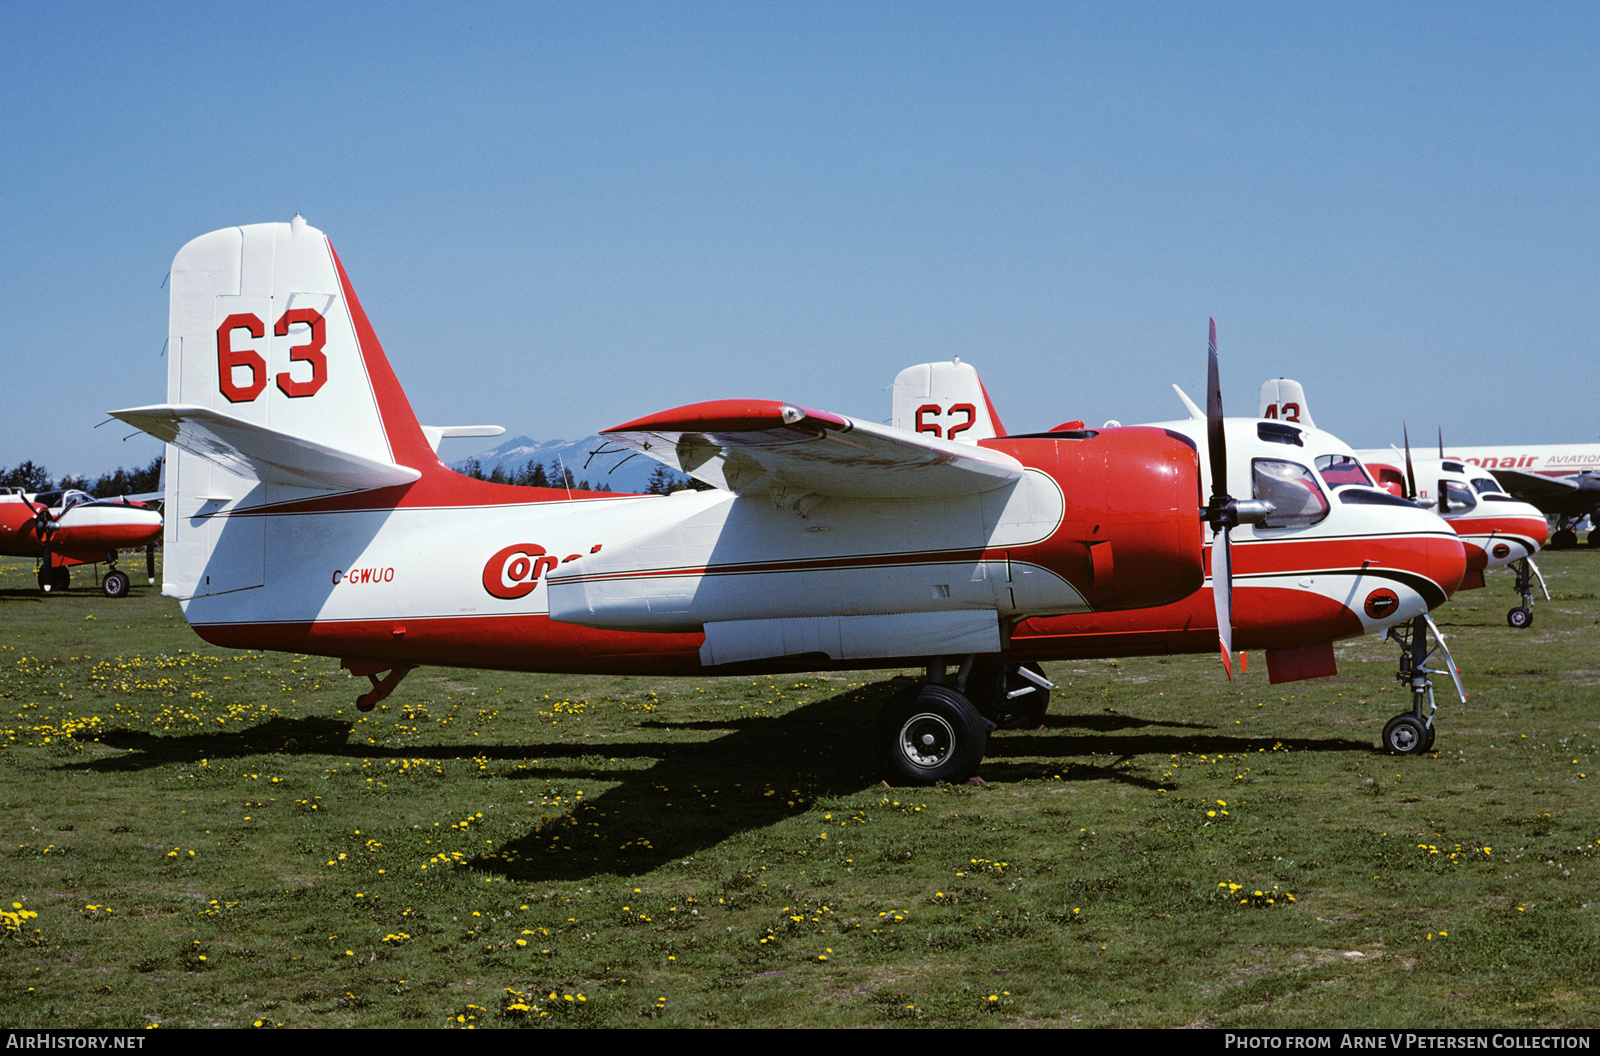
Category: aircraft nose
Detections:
[{"x1": 1426, "y1": 527, "x2": 1468, "y2": 601}]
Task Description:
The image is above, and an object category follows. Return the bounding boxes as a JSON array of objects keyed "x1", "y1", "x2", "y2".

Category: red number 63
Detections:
[{"x1": 217, "y1": 309, "x2": 327, "y2": 403}]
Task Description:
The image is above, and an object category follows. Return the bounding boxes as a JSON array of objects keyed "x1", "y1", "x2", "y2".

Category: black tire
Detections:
[
  {"x1": 1552, "y1": 529, "x2": 1578, "y2": 550},
  {"x1": 966, "y1": 662, "x2": 1050, "y2": 729},
  {"x1": 102, "y1": 570, "x2": 131, "y2": 599},
  {"x1": 1507, "y1": 606, "x2": 1532, "y2": 629},
  {"x1": 876, "y1": 683, "x2": 988, "y2": 785},
  {"x1": 1382, "y1": 713, "x2": 1431, "y2": 755},
  {"x1": 1421, "y1": 721, "x2": 1437, "y2": 752}
]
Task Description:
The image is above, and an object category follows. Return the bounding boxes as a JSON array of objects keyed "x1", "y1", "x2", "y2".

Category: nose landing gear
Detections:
[
  {"x1": 1505, "y1": 557, "x2": 1547, "y2": 629},
  {"x1": 1382, "y1": 614, "x2": 1465, "y2": 755}
]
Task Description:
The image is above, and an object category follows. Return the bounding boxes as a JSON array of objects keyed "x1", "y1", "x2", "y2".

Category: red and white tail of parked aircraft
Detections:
[
  {"x1": 0, "y1": 487, "x2": 161, "y2": 596},
  {"x1": 110, "y1": 219, "x2": 1465, "y2": 782},
  {"x1": 1261, "y1": 379, "x2": 1550, "y2": 627}
]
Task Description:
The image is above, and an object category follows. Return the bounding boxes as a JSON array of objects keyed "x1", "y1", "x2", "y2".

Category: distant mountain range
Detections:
[{"x1": 448, "y1": 435, "x2": 689, "y2": 494}]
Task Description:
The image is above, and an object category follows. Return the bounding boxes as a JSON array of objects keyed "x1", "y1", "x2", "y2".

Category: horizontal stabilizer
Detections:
[
  {"x1": 421, "y1": 424, "x2": 505, "y2": 453},
  {"x1": 111, "y1": 404, "x2": 421, "y2": 491},
  {"x1": 602, "y1": 399, "x2": 1022, "y2": 500}
]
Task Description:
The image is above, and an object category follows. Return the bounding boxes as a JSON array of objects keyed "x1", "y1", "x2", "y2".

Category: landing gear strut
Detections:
[
  {"x1": 876, "y1": 656, "x2": 999, "y2": 785},
  {"x1": 1382, "y1": 614, "x2": 1465, "y2": 755},
  {"x1": 964, "y1": 661, "x2": 1053, "y2": 729},
  {"x1": 1505, "y1": 557, "x2": 1547, "y2": 629}
]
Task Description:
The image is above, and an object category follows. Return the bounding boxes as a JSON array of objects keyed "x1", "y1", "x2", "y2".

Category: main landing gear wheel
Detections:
[
  {"x1": 876, "y1": 683, "x2": 989, "y2": 785},
  {"x1": 965, "y1": 661, "x2": 1051, "y2": 729},
  {"x1": 1382, "y1": 713, "x2": 1434, "y2": 755},
  {"x1": 1551, "y1": 529, "x2": 1578, "y2": 550},
  {"x1": 1507, "y1": 606, "x2": 1532, "y2": 629},
  {"x1": 102, "y1": 570, "x2": 131, "y2": 599}
]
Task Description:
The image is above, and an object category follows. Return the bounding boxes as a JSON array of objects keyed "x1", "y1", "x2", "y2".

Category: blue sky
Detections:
[{"x1": 3, "y1": 1, "x2": 1596, "y2": 479}]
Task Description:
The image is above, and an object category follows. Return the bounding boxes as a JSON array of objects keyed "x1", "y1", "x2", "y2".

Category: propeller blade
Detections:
[
  {"x1": 1402, "y1": 423, "x2": 1418, "y2": 502},
  {"x1": 146, "y1": 544, "x2": 157, "y2": 585},
  {"x1": 1437, "y1": 426, "x2": 1445, "y2": 460},
  {"x1": 1202, "y1": 318, "x2": 1237, "y2": 679},
  {"x1": 1212, "y1": 524, "x2": 1234, "y2": 680},
  {"x1": 1206, "y1": 318, "x2": 1227, "y2": 502}
]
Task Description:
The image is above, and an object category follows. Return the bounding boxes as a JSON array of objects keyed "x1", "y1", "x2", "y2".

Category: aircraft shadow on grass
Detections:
[{"x1": 65, "y1": 678, "x2": 1371, "y2": 882}]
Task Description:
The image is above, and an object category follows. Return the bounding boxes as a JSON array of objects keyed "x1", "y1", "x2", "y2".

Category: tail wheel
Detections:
[
  {"x1": 965, "y1": 662, "x2": 1050, "y2": 730},
  {"x1": 876, "y1": 683, "x2": 988, "y2": 785}
]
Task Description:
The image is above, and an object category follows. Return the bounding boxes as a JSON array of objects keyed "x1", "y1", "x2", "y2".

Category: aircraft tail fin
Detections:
[
  {"x1": 152, "y1": 216, "x2": 441, "y2": 477},
  {"x1": 890, "y1": 360, "x2": 1007, "y2": 442},
  {"x1": 112, "y1": 217, "x2": 448, "y2": 598},
  {"x1": 1258, "y1": 378, "x2": 1315, "y2": 428}
]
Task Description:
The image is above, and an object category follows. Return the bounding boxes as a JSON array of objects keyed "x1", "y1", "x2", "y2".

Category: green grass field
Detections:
[{"x1": 0, "y1": 552, "x2": 1595, "y2": 1028}]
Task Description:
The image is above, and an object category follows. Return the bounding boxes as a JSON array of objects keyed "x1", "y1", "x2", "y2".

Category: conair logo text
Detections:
[
  {"x1": 1363, "y1": 588, "x2": 1400, "y2": 620},
  {"x1": 483, "y1": 544, "x2": 559, "y2": 599}
]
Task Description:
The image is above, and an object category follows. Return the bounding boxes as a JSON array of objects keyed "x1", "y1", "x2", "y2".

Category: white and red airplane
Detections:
[
  {"x1": 110, "y1": 219, "x2": 1465, "y2": 783},
  {"x1": 1261, "y1": 380, "x2": 1550, "y2": 627},
  {"x1": 1418, "y1": 443, "x2": 1599, "y2": 550},
  {"x1": 982, "y1": 372, "x2": 1469, "y2": 756},
  {"x1": 0, "y1": 487, "x2": 161, "y2": 596}
]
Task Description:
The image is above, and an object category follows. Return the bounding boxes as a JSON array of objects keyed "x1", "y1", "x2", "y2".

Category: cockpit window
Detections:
[
  {"x1": 1471, "y1": 477, "x2": 1508, "y2": 498},
  {"x1": 1252, "y1": 458, "x2": 1329, "y2": 529},
  {"x1": 1315, "y1": 454, "x2": 1373, "y2": 488},
  {"x1": 31, "y1": 489, "x2": 93, "y2": 511},
  {"x1": 1440, "y1": 481, "x2": 1477, "y2": 514}
]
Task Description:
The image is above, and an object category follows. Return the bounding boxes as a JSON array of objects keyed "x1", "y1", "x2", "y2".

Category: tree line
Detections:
[
  {"x1": 458, "y1": 456, "x2": 705, "y2": 495},
  {"x1": 1, "y1": 453, "x2": 705, "y2": 499},
  {"x1": 1, "y1": 456, "x2": 163, "y2": 497}
]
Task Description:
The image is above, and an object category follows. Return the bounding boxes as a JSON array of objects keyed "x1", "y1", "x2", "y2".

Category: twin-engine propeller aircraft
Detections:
[
  {"x1": 1429, "y1": 442, "x2": 1600, "y2": 550},
  {"x1": 1261, "y1": 380, "x2": 1550, "y2": 627},
  {"x1": 970, "y1": 368, "x2": 1469, "y2": 756},
  {"x1": 0, "y1": 488, "x2": 161, "y2": 596},
  {"x1": 111, "y1": 218, "x2": 1215, "y2": 784},
  {"x1": 110, "y1": 218, "x2": 1465, "y2": 783}
]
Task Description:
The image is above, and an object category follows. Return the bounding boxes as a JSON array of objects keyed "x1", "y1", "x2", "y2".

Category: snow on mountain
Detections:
[{"x1": 447, "y1": 435, "x2": 688, "y2": 494}]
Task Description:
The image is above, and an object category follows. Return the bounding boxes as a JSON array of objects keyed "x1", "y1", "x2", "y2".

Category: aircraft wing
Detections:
[
  {"x1": 110, "y1": 404, "x2": 422, "y2": 491},
  {"x1": 601, "y1": 399, "x2": 1023, "y2": 500},
  {"x1": 1487, "y1": 466, "x2": 1581, "y2": 505}
]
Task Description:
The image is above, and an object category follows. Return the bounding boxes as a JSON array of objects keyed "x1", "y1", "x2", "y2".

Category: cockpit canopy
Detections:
[{"x1": 30, "y1": 489, "x2": 95, "y2": 512}]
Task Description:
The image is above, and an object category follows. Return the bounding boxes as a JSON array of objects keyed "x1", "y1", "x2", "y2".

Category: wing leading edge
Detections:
[{"x1": 601, "y1": 399, "x2": 1023, "y2": 502}]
